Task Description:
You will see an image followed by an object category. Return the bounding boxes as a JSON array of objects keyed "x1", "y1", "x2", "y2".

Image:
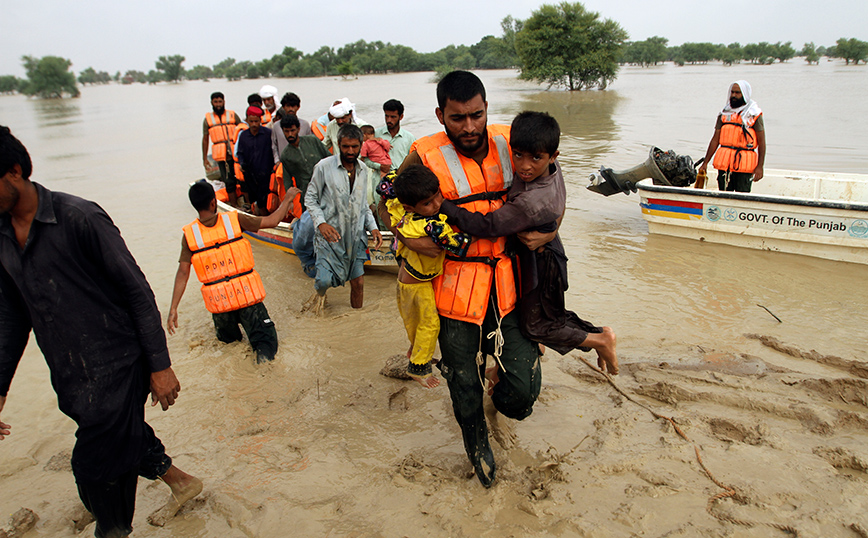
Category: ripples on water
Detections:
[{"x1": 1, "y1": 63, "x2": 866, "y2": 362}]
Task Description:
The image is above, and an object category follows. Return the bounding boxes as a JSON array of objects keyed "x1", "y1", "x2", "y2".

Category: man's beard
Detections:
[
  {"x1": 446, "y1": 125, "x2": 486, "y2": 155},
  {"x1": 340, "y1": 151, "x2": 357, "y2": 166},
  {"x1": 730, "y1": 97, "x2": 746, "y2": 108},
  {"x1": 212, "y1": 105, "x2": 225, "y2": 115}
]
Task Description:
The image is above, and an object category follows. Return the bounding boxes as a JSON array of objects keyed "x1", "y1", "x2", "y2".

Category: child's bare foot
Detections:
[
  {"x1": 147, "y1": 466, "x2": 203, "y2": 527},
  {"x1": 595, "y1": 327, "x2": 618, "y2": 375},
  {"x1": 483, "y1": 397, "x2": 516, "y2": 450},
  {"x1": 409, "y1": 374, "x2": 440, "y2": 388}
]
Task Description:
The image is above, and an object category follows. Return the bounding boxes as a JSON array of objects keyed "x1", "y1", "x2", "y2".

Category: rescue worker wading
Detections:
[
  {"x1": 383, "y1": 71, "x2": 555, "y2": 488},
  {"x1": 168, "y1": 180, "x2": 299, "y2": 364}
]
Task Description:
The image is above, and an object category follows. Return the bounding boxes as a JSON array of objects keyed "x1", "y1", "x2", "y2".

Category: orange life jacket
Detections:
[
  {"x1": 413, "y1": 124, "x2": 517, "y2": 324},
  {"x1": 272, "y1": 164, "x2": 302, "y2": 220},
  {"x1": 713, "y1": 113, "x2": 760, "y2": 173},
  {"x1": 183, "y1": 211, "x2": 265, "y2": 314},
  {"x1": 206, "y1": 110, "x2": 238, "y2": 162},
  {"x1": 311, "y1": 118, "x2": 327, "y2": 141}
]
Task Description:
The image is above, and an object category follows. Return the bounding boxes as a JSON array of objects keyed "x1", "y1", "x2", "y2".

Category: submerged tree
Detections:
[
  {"x1": 155, "y1": 54, "x2": 185, "y2": 82},
  {"x1": 20, "y1": 55, "x2": 79, "y2": 98},
  {"x1": 801, "y1": 42, "x2": 820, "y2": 65},
  {"x1": 515, "y1": 2, "x2": 628, "y2": 90},
  {"x1": 833, "y1": 38, "x2": 868, "y2": 64}
]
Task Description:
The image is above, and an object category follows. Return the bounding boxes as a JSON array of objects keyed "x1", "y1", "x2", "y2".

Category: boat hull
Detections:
[{"x1": 636, "y1": 170, "x2": 868, "y2": 265}]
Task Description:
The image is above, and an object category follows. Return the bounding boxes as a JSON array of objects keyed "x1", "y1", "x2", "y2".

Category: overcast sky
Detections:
[{"x1": 2, "y1": 0, "x2": 865, "y2": 77}]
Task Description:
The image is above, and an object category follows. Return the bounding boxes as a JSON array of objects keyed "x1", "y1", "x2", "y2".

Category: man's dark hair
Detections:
[
  {"x1": 247, "y1": 93, "x2": 263, "y2": 105},
  {"x1": 0, "y1": 126, "x2": 32, "y2": 181},
  {"x1": 394, "y1": 164, "x2": 440, "y2": 207},
  {"x1": 510, "y1": 111, "x2": 560, "y2": 156},
  {"x1": 337, "y1": 124, "x2": 363, "y2": 144},
  {"x1": 280, "y1": 92, "x2": 301, "y2": 107},
  {"x1": 280, "y1": 114, "x2": 300, "y2": 130},
  {"x1": 436, "y1": 70, "x2": 486, "y2": 110},
  {"x1": 210, "y1": 91, "x2": 224, "y2": 101},
  {"x1": 360, "y1": 124, "x2": 375, "y2": 136},
  {"x1": 383, "y1": 99, "x2": 404, "y2": 115},
  {"x1": 189, "y1": 180, "x2": 216, "y2": 211}
]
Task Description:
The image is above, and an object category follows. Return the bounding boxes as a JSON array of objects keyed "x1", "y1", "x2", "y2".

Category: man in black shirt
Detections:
[{"x1": 0, "y1": 126, "x2": 201, "y2": 537}]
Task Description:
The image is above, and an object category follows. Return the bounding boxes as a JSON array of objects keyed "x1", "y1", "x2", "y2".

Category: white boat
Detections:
[
  {"x1": 216, "y1": 199, "x2": 398, "y2": 271},
  {"x1": 635, "y1": 169, "x2": 868, "y2": 265}
]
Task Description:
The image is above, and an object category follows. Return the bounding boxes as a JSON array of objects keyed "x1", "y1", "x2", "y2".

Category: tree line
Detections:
[
  {"x1": 621, "y1": 37, "x2": 868, "y2": 67},
  {"x1": 1, "y1": 1, "x2": 865, "y2": 98}
]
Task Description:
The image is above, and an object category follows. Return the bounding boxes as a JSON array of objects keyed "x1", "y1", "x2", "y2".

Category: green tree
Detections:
[
  {"x1": 0, "y1": 75, "x2": 24, "y2": 94},
  {"x1": 336, "y1": 61, "x2": 357, "y2": 78},
  {"x1": 20, "y1": 55, "x2": 79, "y2": 98},
  {"x1": 834, "y1": 37, "x2": 868, "y2": 64},
  {"x1": 515, "y1": 2, "x2": 628, "y2": 90},
  {"x1": 78, "y1": 67, "x2": 111, "y2": 84},
  {"x1": 155, "y1": 54, "x2": 185, "y2": 82},
  {"x1": 121, "y1": 70, "x2": 147, "y2": 84},
  {"x1": 186, "y1": 65, "x2": 214, "y2": 80},
  {"x1": 772, "y1": 41, "x2": 796, "y2": 62},
  {"x1": 622, "y1": 36, "x2": 667, "y2": 66},
  {"x1": 801, "y1": 42, "x2": 820, "y2": 65},
  {"x1": 146, "y1": 70, "x2": 162, "y2": 84},
  {"x1": 743, "y1": 42, "x2": 775, "y2": 64}
]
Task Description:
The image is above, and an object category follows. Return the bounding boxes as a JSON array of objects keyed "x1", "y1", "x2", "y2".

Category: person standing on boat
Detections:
[
  {"x1": 258, "y1": 85, "x2": 278, "y2": 126},
  {"x1": 167, "y1": 180, "x2": 298, "y2": 364},
  {"x1": 203, "y1": 91, "x2": 242, "y2": 206},
  {"x1": 235, "y1": 106, "x2": 274, "y2": 215},
  {"x1": 379, "y1": 71, "x2": 556, "y2": 488},
  {"x1": 322, "y1": 98, "x2": 369, "y2": 154},
  {"x1": 376, "y1": 99, "x2": 416, "y2": 172},
  {"x1": 303, "y1": 124, "x2": 382, "y2": 313},
  {"x1": 699, "y1": 80, "x2": 766, "y2": 193},
  {"x1": 0, "y1": 126, "x2": 203, "y2": 537},
  {"x1": 272, "y1": 92, "x2": 312, "y2": 163}
]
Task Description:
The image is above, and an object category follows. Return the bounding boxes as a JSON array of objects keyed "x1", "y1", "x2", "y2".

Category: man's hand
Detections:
[
  {"x1": 203, "y1": 159, "x2": 212, "y2": 169},
  {"x1": 167, "y1": 308, "x2": 179, "y2": 335},
  {"x1": 318, "y1": 223, "x2": 340, "y2": 243},
  {"x1": 517, "y1": 228, "x2": 557, "y2": 252},
  {"x1": 371, "y1": 229, "x2": 383, "y2": 250},
  {"x1": 0, "y1": 395, "x2": 9, "y2": 440},
  {"x1": 150, "y1": 367, "x2": 181, "y2": 411},
  {"x1": 752, "y1": 165, "x2": 764, "y2": 181}
]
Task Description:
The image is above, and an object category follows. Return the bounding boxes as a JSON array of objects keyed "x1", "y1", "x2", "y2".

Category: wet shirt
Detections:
[
  {"x1": 0, "y1": 183, "x2": 170, "y2": 480},
  {"x1": 279, "y1": 135, "x2": 331, "y2": 208}
]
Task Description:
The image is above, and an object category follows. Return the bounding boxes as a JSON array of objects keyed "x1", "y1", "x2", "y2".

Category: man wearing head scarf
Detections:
[
  {"x1": 258, "y1": 85, "x2": 278, "y2": 124},
  {"x1": 699, "y1": 80, "x2": 766, "y2": 192},
  {"x1": 322, "y1": 97, "x2": 369, "y2": 154}
]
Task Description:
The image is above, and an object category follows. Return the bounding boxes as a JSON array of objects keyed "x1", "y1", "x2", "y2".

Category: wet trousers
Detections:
[
  {"x1": 75, "y1": 423, "x2": 172, "y2": 538},
  {"x1": 437, "y1": 303, "x2": 541, "y2": 470},
  {"x1": 396, "y1": 280, "x2": 440, "y2": 377},
  {"x1": 212, "y1": 301, "x2": 278, "y2": 358}
]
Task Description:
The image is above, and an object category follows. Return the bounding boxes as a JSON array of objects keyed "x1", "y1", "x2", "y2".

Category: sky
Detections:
[{"x1": 2, "y1": 0, "x2": 865, "y2": 77}]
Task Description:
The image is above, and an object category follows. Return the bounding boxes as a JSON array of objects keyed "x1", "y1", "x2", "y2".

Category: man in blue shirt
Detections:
[{"x1": 235, "y1": 106, "x2": 274, "y2": 215}]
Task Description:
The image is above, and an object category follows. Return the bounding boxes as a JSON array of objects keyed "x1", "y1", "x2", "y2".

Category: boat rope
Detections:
[{"x1": 574, "y1": 355, "x2": 799, "y2": 536}]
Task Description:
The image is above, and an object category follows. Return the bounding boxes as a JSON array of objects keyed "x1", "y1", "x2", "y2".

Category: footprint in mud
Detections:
[
  {"x1": 43, "y1": 449, "x2": 72, "y2": 472},
  {"x1": 813, "y1": 446, "x2": 868, "y2": 474},
  {"x1": 707, "y1": 418, "x2": 767, "y2": 445}
]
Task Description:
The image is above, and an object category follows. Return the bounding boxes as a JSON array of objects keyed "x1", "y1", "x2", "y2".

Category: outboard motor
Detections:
[{"x1": 587, "y1": 146, "x2": 698, "y2": 196}]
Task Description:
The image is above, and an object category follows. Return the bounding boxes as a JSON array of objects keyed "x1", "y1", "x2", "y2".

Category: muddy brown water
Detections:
[{"x1": 1, "y1": 64, "x2": 867, "y2": 536}]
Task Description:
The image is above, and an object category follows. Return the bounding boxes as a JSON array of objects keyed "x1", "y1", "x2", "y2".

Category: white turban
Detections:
[
  {"x1": 328, "y1": 98, "x2": 355, "y2": 119},
  {"x1": 720, "y1": 80, "x2": 762, "y2": 127},
  {"x1": 259, "y1": 84, "x2": 278, "y2": 98}
]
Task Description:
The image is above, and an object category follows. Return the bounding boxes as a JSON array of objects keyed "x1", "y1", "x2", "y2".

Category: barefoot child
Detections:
[
  {"x1": 360, "y1": 125, "x2": 392, "y2": 178},
  {"x1": 384, "y1": 164, "x2": 472, "y2": 387},
  {"x1": 439, "y1": 111, "x2": 619, "y2": 375}
]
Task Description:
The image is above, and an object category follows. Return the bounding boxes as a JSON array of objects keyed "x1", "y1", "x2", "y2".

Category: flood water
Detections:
[
  {"x1": 4, "y1": 62, "x2": 864, "y2": 362},
  {"x1": 2, "y1": 61, "x2": 867, "y2": 537}
]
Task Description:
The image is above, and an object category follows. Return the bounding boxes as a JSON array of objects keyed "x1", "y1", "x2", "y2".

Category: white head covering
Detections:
[
  {"x1": 720, "y1": 80, "x2": 762, "y2": 127},
  {"x1": 328, "y1": 97, "x2": 356, "y2": 121},
  {"x1": 259, "y1": 84, "x2": 278, "y2": 99}
]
